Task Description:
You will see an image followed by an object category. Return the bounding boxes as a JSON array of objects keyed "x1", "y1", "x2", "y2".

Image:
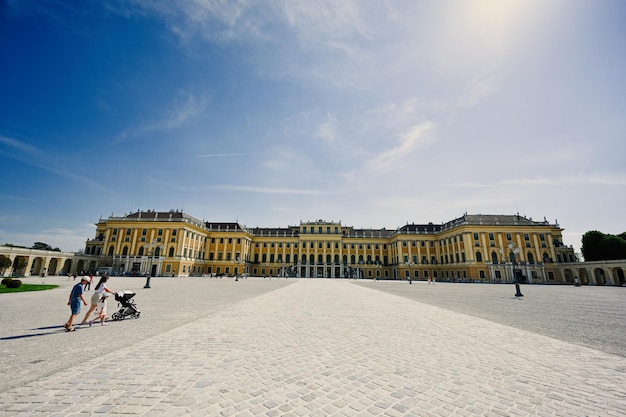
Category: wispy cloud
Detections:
[
  {"x1": 369, "y1": 121, "x2": 436, "y2": 171},
  {"x1": 0, "y1": 135, "x2": 108, "y2": 191},
  {"x1": 196, "y1": 153, "x2": 256, "y2": 157},
  {"x1": 210, "y1": 185, "x2": 335, "y2": 195},
  {"x1": 0, "y1": 135, "x2": 40, "y2": 155},
  {"x1": 501, "y1": 173, "x2": 626, "y2": 186},
  {"x1": 114, "y1": 88, "x2": 207, "y2": 143}
]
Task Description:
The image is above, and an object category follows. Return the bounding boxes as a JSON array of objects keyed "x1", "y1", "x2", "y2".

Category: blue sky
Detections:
[{"x1": 1, "y1": 0, "x2": 625, "y2": 255}]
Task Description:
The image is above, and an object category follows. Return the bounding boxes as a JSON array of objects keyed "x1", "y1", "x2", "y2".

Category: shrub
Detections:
[
  {"x1": 6, "y1": 279, "x2": 22, "y2": 288},
  {"x1": 1, "y1": 277, "x2": 12, "y2": 285}
]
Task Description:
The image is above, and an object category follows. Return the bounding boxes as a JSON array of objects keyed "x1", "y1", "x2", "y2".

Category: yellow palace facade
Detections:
[{"x1": 85, "y1": 210, "x2": 577, "y2": 283}]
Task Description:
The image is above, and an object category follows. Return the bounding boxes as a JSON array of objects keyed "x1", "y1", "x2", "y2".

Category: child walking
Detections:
[{"x1": 89, "y1": 294, "x2": 108, "y2": 326}]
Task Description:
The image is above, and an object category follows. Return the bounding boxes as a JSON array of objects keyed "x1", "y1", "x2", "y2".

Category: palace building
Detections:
[{"x1": 84, "y1": 210, "x2": 578, "y2": 283}]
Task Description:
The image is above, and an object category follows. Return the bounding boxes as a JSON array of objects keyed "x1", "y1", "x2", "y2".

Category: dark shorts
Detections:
[{"x1": 70, "y1": 300, "x2": 81, "y2": 315}]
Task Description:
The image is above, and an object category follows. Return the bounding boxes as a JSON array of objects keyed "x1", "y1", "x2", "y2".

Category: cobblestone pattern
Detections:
[{"x1": 1, "y1": 279, "x2": 625, "y2": 416}]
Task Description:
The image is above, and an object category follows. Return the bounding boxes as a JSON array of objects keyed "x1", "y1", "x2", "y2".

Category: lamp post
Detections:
[
  {"x1": 235, "y1": 256, "x2": 244, "y2": 281},
  {"x1": 144, "y1": 239, "x2": 161, "y2": 289},
  {"x1": 508, "y1": 243, "x2": 523, "y2": 297},
  {"x1": 502, "y1": 243, "x2": 523, "y2": 297},
  {"x1": 405, "y1": 262, "x2": 414, "y2": 284}
]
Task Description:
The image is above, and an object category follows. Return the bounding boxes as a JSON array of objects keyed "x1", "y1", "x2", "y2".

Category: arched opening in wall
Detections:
[
  {"x1": 613, "y1": 267, "x2": 625, "y2": 286},
  {"x1": 527, "y1": 252, "x2": 534, "y2": 264},
  {"x1": 476, "y1": 252, "x2": 483, "y2": 262},
  {"x1": 594, "y1": 268, "x2": 606, "y2": 285},
  {"x1": 491, "y1": 252, "x2": 498, "y2": 263},
  {"x1": 31, "y1": 257, "x2": 45, "y2": 275},
  {"x1": 108, "y1": 246, "x2": 114, "y2": 256},
  {"x1": 578, "y1": 268, "x2": 589, "y2": 285},
  {"x1": 48, "y1": 258, "x2": 59, "y2": 275},
  {"x1": 62, "y1": 259, "x2": 72, "y2": 275},
  {"x1": 563, "y1": 269, "x2": 573, "y2": 283},
  {"x1": 169, "y1": 247, "x2": 175, "y2": 257}
]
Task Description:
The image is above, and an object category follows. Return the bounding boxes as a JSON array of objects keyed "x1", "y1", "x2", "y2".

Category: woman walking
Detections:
[{"x1": 81, "y1": 275, "x2": 115, "y2": 325}]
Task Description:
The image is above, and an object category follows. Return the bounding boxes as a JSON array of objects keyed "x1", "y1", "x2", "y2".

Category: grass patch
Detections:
[{"x1": 0, "y1": 283, "x2": 59, "y2": 293}]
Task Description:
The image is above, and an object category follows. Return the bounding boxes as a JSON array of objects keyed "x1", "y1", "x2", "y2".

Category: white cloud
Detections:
[
  {"x1": 315, "y1": 113, "x2": 338, "y2": 144},
  {"x1": 369, "y1": 121, "x2": 436, "y2": 171}
]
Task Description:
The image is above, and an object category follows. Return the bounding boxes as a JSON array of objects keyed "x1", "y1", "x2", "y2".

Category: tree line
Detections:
[
  {"x1": 582, "y1": 231, "x2": 626, "y2": 261},
  {"x1": 2, "y1": 242, "x2": 61, "y2": 252}
]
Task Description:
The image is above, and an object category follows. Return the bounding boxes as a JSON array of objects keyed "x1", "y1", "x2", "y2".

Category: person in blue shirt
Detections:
[{"x1": 64, "y1": 277, "x2": 88, "y2": 332}]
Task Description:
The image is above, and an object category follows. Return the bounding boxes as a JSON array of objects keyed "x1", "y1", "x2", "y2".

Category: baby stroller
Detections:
[{"x1": 111, "y1": 290, "x2": 141, "y2": 321}]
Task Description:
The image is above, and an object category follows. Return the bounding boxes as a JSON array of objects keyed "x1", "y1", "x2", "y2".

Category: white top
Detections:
[{"x1": 95, "y1": 283, "x2": 108, "y2": 294}]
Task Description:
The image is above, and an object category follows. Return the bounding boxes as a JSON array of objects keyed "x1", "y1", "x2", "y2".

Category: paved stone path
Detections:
[{"x1": 1, "y1": 279, "x2": 625, "y2": 416}]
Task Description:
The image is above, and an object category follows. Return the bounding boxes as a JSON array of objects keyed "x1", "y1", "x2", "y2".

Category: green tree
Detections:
[
  {"x1": 581, "y1": 230, "x2": 626, "y2": 261},
  {"x1": 32, "y1": 242, "x2": 53, "y2": 250}
]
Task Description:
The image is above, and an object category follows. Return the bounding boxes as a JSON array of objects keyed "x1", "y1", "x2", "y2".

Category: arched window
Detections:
[
  {"x1": 358, "y1": 255, "x2": 364, "y2": 264},
  {"x1": 343, "y1": 255, "x2": 348, "y2": 264},
  {"x1": 108, "y1": 246, "x2": 114, "y2": 256},
  {"x1": 122, "y1": 246, "x2": 129, "y2": 256},
  {"x1": 309, "y1": 254, "x2": 315, "y2": 263},
  {"x1": 285, "y1": 254, "x2": 290, "y2": 263},
  {"x1": 155, "y1": 247, "x2": 161, "y2": 257},
  {"x1": 350, "y1": 255, "x2": 356, "y2": 264},
  {"x1": 527, "y1": 252, "x2": 534, "y2": 264},
  {"x1": 543, "y1": 253, "x2": 550, "y2": 263},
  {"x1": 491, "y1": 251, "x2": 498, "y2": 263},
  {"x1": 334, "y1": 254, "x2": 339, "y2": 263},
  {"x1": 318, "y1": 254, "x2": 323, "y2": 263},
  {"x1": 326, "y1": 254, "x2": 331, "y2": 263},
  {"x1": 367, "y1": 255, "x2": 372, "y2": 264},
  {"x1": 476, "y1": 252, "x2": 483, "y2": 262},
  {"x1": 302, "y1": 254, "x2": 307, "y2": 263},
  {"x1": 168, "y1": 247, "x2": 175, "y2": 257},
  {"x1": 262, "y1": 254, "x2": 267, "y2": 262},
  {"x1": 139, "y1": 247, "x2": 145, "y2": 256},
  {"x1": 270, "y1": 254, "x2": 275, "y2": 263},
  {"x1": 254, "y1": 254, "x2": 259, "y2": 263}
]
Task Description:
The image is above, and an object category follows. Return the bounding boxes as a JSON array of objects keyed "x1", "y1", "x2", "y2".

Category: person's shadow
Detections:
[{"x1": 0, "y1": 325, "x2": 74, "y2": 340}]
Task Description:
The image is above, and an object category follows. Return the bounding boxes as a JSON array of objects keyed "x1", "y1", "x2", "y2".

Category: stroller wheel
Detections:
[
  {"x1": 112, "y1": 312, "x2": 122, "y2": 321},
  {"x1": 133, "y1": 312, "x2": 141, "y2": 319}
]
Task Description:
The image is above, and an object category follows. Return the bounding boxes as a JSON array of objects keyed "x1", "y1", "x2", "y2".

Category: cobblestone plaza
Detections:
[{"x1": 0, "y1": 276, "x2": 624, "y2": 416}]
